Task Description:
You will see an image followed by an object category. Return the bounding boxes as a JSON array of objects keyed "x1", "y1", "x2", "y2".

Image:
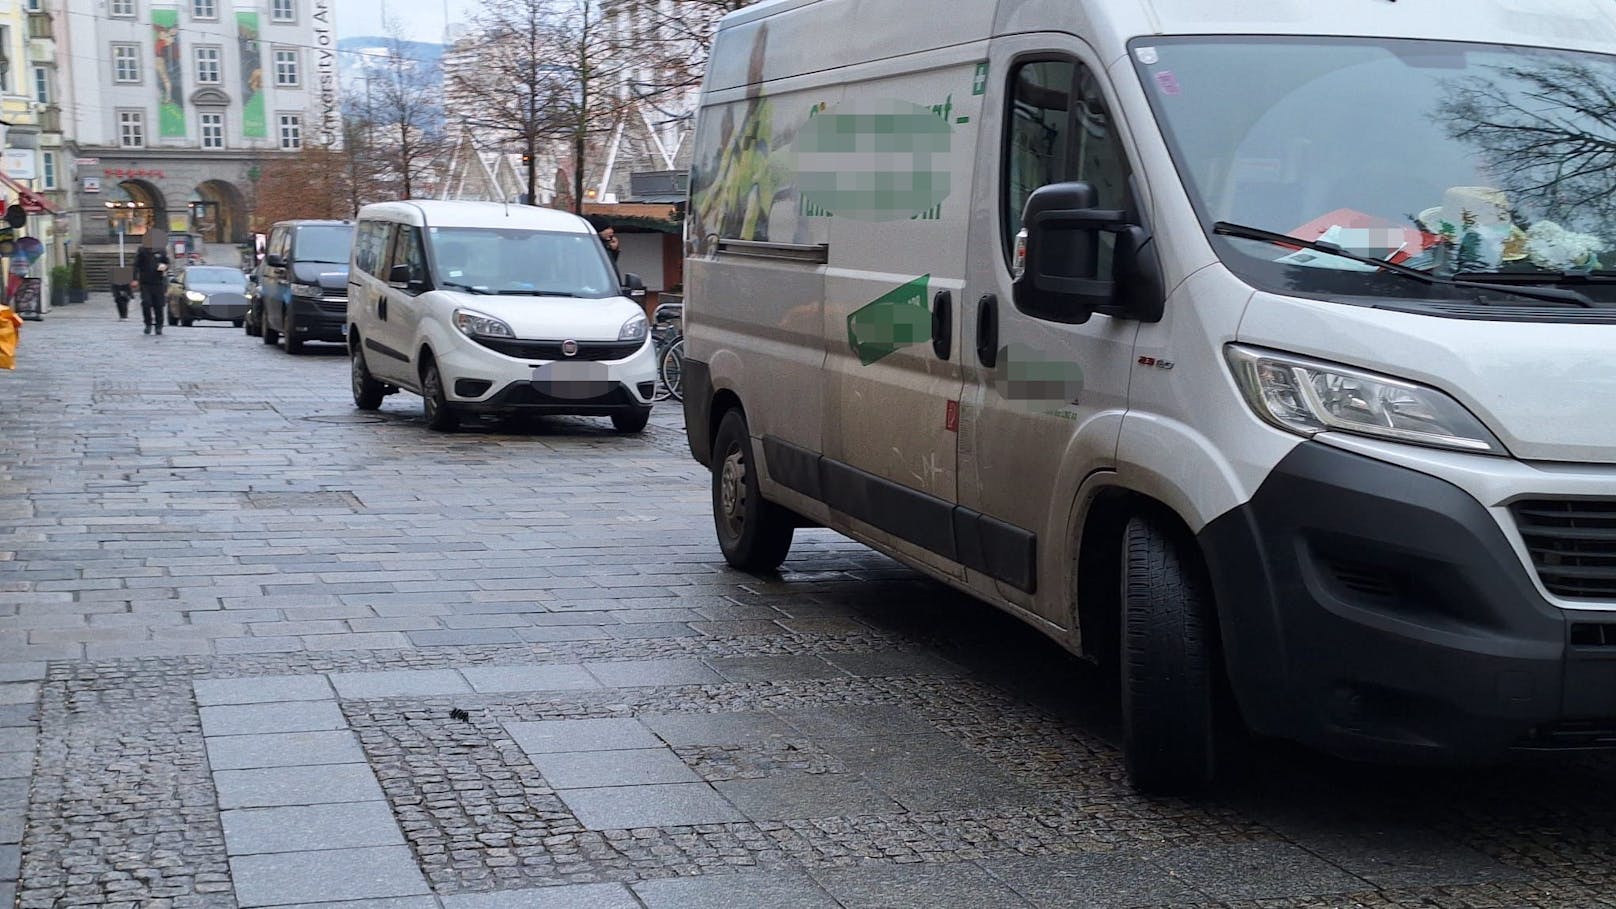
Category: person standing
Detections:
[
  {"x1": 600, "y1": 226, "x2": 621, "y2": 272},
  {"x1": 133, "y1": 240, "x2": 170, "y2": 335}
]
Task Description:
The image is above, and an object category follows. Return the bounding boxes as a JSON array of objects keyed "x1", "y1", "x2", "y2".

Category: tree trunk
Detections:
[
  {"x1": 572, "y1": 129, "x2": 585, "y2": 216},
  {"x1": 526, "y1": 138, "x2": 537, "y2": 206}
]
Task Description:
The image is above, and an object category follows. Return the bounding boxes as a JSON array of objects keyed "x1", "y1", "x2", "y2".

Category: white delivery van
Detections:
[
  {"x1": 347, "y1": 201, "x2": 658, "y2": 433},
  {"x1": 682, "y1": 0, "x2": 1616, "y2": 792}
]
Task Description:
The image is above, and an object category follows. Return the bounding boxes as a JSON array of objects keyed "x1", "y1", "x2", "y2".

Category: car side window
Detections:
[
  {"x1": 390, "y1": 225, "x2": 429, "y2": 290},
  {"x1": 1002, "y1": 58, "x2": 1132, "y2": 263},
  {"x1": 355, "y1": 221, "x2": 393, "y2": 278}
]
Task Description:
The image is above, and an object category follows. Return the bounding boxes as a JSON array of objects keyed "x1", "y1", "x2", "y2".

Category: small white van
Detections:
[
  {"x1": 683, "y1": 0, "x2": 1616, "y2": 791},
  {"x1": 347, "y1": 201, "x2": 658, "y2": 433}
]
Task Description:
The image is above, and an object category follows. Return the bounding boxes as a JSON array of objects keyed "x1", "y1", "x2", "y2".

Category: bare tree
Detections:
[
  {"x1": 361, "y1": 17, "x2": 447, "y2": 199},
  {"x1": 612, "y1": 0, "x2": 756, "y2": 92},
  {"x1": 534, "y1": 0, "x2": 637, "y2": 214},
  {"x1": 452, "y1": 0, "x2": 561, "y2": 205}
]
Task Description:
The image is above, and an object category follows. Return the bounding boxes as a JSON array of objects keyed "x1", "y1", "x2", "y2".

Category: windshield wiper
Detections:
[
  {"x1": 1455, "y1": 270, "x2": 1616, "y2": 285},
  {"x1": 440, "y1": 281, "x2": 490, "y2": 295},
  {"x1": 494, "y1": 289, "x2": 574, "y2": 297},
  {"x1": 1213, "y1": 221, "x2": 1594, "y2": 308}
]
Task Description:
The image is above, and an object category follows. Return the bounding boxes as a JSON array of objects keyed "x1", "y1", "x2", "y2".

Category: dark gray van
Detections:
[{"x1": 255, "y1": 220, "x2": 355, "y2": 355}]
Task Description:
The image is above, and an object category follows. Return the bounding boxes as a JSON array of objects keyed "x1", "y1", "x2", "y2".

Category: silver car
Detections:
[{"x1": 167, "y1": 266, "x2": 250, "y2": 327}]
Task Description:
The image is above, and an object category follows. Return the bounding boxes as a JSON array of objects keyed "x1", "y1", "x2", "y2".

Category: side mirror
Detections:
[
  {"x1": 389, "y1": 264, "x2": 426, "y2": 293},
  {"x1": 621, "y1": 272, "x2": 647, "y2": 301},
  {"x1": 265, "y1": 253, "x2": 286, "y2": 268},
  {"x1": 1011, "y1": 181, "x2": 1163, "y2": 324}
]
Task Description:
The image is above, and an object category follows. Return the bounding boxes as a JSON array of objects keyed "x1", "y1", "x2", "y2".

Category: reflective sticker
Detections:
[
  {"x1": 1135, "y1": 47, "x2": 1159, "y2": 65},
  {"x1": 1154, "y1": 71, "x2": 1182, "y2": 96}
]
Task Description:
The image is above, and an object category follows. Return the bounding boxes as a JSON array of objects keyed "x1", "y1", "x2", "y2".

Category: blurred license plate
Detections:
[{"x1": 533, "y1": 361, "x2": 610, "y2": 399}]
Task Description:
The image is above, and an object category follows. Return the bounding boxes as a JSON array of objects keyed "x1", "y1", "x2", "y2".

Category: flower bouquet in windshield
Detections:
[{"x1": 1403, "y1": 186, "x2": 1610, "y2": 275}]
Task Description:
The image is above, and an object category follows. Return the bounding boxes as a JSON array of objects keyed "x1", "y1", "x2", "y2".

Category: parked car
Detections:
[
  {"x1": 165, "y1": 266, "x2": 249, "y2": 327},
  {"x1": 682, "y1": 0, "x2": 1616, "y2": 794},
  {"x1": 258, "y1": 219, "x2": 354, "y2": 354},
  {"x1": 346, "y1": 200, "x2": 655, "y2": 433}
]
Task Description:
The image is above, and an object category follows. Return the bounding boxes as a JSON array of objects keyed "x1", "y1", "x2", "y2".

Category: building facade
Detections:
[
  {"x1": 60, "y1": 0, "x2": 336, "y2": 254},
  {"x1": 0, "y1": 0, "x2": 67, "y2": 295}
]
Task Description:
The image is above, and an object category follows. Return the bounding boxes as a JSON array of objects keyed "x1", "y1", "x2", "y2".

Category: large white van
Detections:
[
  {"x1": 682, "y1": 0, "x2": 1616, "y2": 791},
  {"x1": 347, "y1": 201, "x2": 657, "y2": 433}
]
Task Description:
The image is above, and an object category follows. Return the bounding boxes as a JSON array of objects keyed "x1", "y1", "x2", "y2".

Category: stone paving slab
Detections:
[
  {"x1": 506, "y1": 718, "x2": 663, "y2": 754},
  {"x1": 440, "y1": 883, "x2": 641, "y2": 909},
  {"x1": 230, "y1": 845, "x2": 431, "y2": 907},
  {"x1": 221, "y1": 801, "x2": 406, "y2": 855},
  {"x1": 214, "y1": 763, "x2": 387, "y2": 809},
  {"x1": 200, "y1": 700, "x2": 348, "y2": 736},
  {"x1": 557, "y1": 781, "x2": 747, "y2": 829},
  {"x1": 633, "y1": 871, "x2": 839, "y2": 909}
]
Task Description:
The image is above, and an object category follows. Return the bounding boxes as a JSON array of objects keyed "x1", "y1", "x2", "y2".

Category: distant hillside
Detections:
[{"x1": 338, "y1": 36, "x2": 445, "y2": 92}]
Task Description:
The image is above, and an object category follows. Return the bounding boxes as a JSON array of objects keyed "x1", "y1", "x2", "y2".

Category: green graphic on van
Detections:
[
  {"x1": 995, "y1": 343, "x2": 1086, "y2": 409},
  {"x1": 796, "y1": 100, "x2": 954, "y2": 221},
  {"x1": 848, "y1": 275, "x2": 931, "y2": 365}
]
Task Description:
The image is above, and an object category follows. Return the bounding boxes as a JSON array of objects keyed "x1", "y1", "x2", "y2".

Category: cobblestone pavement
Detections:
[{"x1": 6, "y1": 301, "x2": 1616, "y2": 908}]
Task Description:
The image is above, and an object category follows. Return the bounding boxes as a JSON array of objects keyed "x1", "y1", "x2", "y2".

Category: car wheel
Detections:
[
  {"x1": 1121, "y1": 515, "x2": 1218, "y2": 796},
  {"x1": 233, "y1": 318, "x2": 244, "y2": 328},
  {"x1": 711, "y1": 408, "x2": 794, "y2": 572},
  {"x1": 351, "y1": 343, "x2": 385, "y2": 411},
  {"x1": 181, "y1": 317, "x2": 193, "y2": 327},
  {"x1": 421, "y1": 358, "x2": 457, "y2": 432},
  {"x1": 611, "y1": 406, "x2": 652, "y2": 434},
  {"x1": 283, "y1": 309, "x2": 304, "y2": 354}
]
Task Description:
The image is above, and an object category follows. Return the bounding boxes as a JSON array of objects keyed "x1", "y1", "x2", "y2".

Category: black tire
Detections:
[
  {"x1": 421, "y1": 358, "x2": 457, "y2": 432},
  {"x1": 232, "y1": 318, "x2": 244, "y2": 328},
  {"x1": 351, "y1": 343, "x2": 385, "y2": 411},
  {"x1": 167, "y1": 313, "x2": 178, "y2": 326},
  {"x1": 181, "y1": 317, "x2": 193, "y2": 327},
  {"x1": 611, "y1": 407, "x2": 651, "y2": 434},
  {"x1": 283, "y1": 309, "x2": 303, "y2": 355},
  {"x1": 659, "y1": 338, "x2": 685, "y2": 402},
  {"x1": 1121, "y1": 516, "x2": 1217, "y2": 795},
  {"x1": 711, "y1": 409, "x2": 793, "y2": 572}
]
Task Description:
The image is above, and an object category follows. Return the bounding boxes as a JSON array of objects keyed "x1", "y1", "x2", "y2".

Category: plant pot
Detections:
[
  {"x1": 67, "y1": 289, "x2": 87, "y2": 304},
  {"x1": 50, "y1": 285, "x2": 66, "y2": 308}
]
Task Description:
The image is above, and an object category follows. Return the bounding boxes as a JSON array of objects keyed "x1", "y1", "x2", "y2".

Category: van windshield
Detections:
[
  {"x1": 427, "y1": 227, "x2": 620, "y2": 299},
  {"x1": 1134, "y1": 37, "x2": 1616, "y2": 306},
  {"x1": 292, "y1": 225, "x2": 354, "y2": 265}
]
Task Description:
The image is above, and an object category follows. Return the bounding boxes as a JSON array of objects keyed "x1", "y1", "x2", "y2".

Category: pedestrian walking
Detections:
[{"x1": 133, "y1": 240, "x2": 170, "y2": 335}]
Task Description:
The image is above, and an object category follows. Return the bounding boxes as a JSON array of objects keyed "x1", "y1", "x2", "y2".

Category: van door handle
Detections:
[
  {"x1": 931, "y1": 290, "x2": 952, "y2": 361},
  {"x1": 976, "y1": 294, "x2": 998, "y2": 368}
]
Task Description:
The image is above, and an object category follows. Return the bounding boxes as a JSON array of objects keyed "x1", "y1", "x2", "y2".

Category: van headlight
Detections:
[
  {"x1": 185, "y1": 291, "x2": 206, "y2": 303},
  {"x1": 453, "y1": 309, "x2": 514, "y2": 338},
  {"x1": 1226, "y1": 345, "x2": 1506, "y2": 455},
  {"x1": 290, "y1": 282, "x2": 322, "y2": 299},
  {"x1": 618, "y1": 313, "x2": 648, "y2": 342}
]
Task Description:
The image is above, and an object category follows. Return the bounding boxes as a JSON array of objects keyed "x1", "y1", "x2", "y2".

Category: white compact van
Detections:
[
  {"x1": 682, "y1": 0, "x2": 1616, "y2": 791},
  {"x1": 347, "y1": 200, "x2": 657, "y2": 433}
]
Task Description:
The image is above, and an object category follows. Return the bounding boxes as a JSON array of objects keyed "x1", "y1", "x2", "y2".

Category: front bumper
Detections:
[
  {"x1": 190, "y1": 297, "x2": 248, "y2": 320},
  {"x1": 289, "y1": 297, "x2": 348, "y2": 341},
  {"x1": 438, "y1": 333, "x2": 658, "y2": 416},
  {"x1": 1200, "y1": 440, "x2": 1609, "y2": 760}
]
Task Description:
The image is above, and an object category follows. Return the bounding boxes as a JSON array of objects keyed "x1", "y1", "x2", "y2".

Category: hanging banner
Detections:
[
  {"x1": 153, "y1": 9, "x2": 185, "y2": 137},
  {"x1": 238, "y1": 12, "x2": 266, "y2": 138}
]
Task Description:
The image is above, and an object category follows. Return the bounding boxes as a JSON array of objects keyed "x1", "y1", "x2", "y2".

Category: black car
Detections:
[
  {"x1": 166, "y1": 266, "x2": 250, "y2": 326},
  {"x1": 257, "y1": 220, "x2": 354, "y2": 355}
]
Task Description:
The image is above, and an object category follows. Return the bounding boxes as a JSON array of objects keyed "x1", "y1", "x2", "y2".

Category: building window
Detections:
[
  {"x1": 192, "y1": 0, "x2": 217, "y2": 19},
  {"x1": 271, "y1": 0, "x2": 295, "y2": 22},
  {"x1": 273, "y1": 48, "x2": 299, "y2": 86},
  {"x1": 41, "y1": 152, "x2": 56, "y2": 190},
  {"x1": 113, "y1": 44, "x2": 141, "y2": 83},
  {"x1": 0, "y1": 28, "x2": 11, "y2": 94},
  {"x1": 31, "y1": 66, "x2": 47, "y2": 104},
  {"x1": 119, "y1": 110, "x2": 145, "y2": 148},
  {"x1": 278, "y1": 113, "x2": 301, "y2": 149},
  {"x1": 200, "y1": 112, "x2": 224, "y2": 149},
  {"x1": 195, "y1": 46, "x2": 221, "y2": 84},
  {"x1": 110, "y1": 0, "x2": 135, "y2": 16}
]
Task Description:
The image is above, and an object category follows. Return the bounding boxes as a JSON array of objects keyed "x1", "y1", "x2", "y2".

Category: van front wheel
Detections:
[
  {"x1": 1121, "y1": 516, "x2": 1217, "y2": 795},
  {"x1": 711, "y1": 409, "x2": 793, "y2": 572}
]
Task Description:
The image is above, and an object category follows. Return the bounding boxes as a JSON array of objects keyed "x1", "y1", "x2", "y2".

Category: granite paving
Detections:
[{"x1": 5, "y1": 301, "x2": 1616, "y2": 907}]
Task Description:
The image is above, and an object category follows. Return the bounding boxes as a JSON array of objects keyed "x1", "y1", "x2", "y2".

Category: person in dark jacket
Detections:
[{"x1": 133, "y1": 241, "x2": 170, "y2": 335}]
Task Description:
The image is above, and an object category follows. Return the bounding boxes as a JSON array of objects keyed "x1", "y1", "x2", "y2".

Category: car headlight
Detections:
[
  {"x1": 618, "y1": 313, "x2": 648, "y2": 342},
  {"x1": 290, "y1": 282, "x2": 322, "y2": 298},
  {"x1": 185, "y1": 291, "x2": 206, "y2": 303},
  {"x1": 1226, "y1": 345, "x2": 1506, "y2": 455},
  {"x1": 453, "y1": 309, "x2": 514, "y2": 338}
]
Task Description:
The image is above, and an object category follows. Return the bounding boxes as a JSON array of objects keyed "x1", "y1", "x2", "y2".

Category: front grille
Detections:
[
  {"x1": 313, "y1": 297, "x2": 347, "y2": 314},
  {"x1": 1321, "y1": 557, "x2": 1401, "y2": 605},
  {"x1": 473, "y1": 338, "x2": 644, "y2": 361},
  {"x1": 1512, "y1": 499, "x2": 1616, "y2": 598},
  {"x1": 1570, "y1": 623, "x2": 1616, "y2": 647}
]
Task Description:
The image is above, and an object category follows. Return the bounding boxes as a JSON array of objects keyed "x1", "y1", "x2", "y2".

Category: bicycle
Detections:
[{"x1": 651, "y1": 299, "x2": 684, "y2": 402}]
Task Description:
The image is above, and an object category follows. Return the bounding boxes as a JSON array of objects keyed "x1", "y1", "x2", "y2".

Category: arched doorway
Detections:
[
  {"x1": 191, "y1": 180, "x2": 247, "y2": 244},
  {"x1": 106, "y1": 179, "x2": 167, "y2": 240}
]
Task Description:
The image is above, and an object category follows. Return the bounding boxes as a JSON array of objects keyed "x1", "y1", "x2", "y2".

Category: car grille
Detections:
[
  {"x1": 473, "y1": 338, "x2": 644, "y2": 361},
  {"x1": 313, "y1": 296, "x2": 347, "y2": 315},
  {"x1": 1512, "y1": 499, "x2": 1616, "y2": 599}
]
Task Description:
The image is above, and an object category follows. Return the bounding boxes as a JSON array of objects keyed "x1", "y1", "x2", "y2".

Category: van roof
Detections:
[
  {"x1": 355, "y1": 200, "x2": 596, "y2": 234},
  {"x1": 714, "y1": 0, "x2": 1616, "y2": 84}
]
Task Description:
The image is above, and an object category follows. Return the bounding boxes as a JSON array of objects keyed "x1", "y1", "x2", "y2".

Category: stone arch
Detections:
[
  {"x1": 192, "y1": 179, "x2": 248, "y2": 244},
  {"x1": 105, "y1": 179, "x2": 167, "y2": 241}
]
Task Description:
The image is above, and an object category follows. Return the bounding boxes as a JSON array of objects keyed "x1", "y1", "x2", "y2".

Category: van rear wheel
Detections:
[
  {"x1": 421, "y1": 359, "x2": 458, "y2": 432},
  {"x1": 1121, "y1": 515, "x2": 1217, "y2": 795},
  {"x1": 351, "y1": 344, "x2": 385, "y2": 411},
  {"x1": 711, "y1": 409, "x2": 793, "y2": 572}
]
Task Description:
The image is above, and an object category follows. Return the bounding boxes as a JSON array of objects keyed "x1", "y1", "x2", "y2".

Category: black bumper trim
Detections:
[
  {"x1": 683, "y1": 357, "x2": 715, "y2": 467},
  {"x1": 458, "y1": 380, "x2": 649, "y2": 417}
]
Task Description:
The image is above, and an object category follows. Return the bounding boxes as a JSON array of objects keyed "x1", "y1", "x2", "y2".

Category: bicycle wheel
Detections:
[
  {"x1": 651, "y1": 340, "x2": 673, "y2": 402},
  {"x1": 660, "y1": 338, "x2": 686, "y2": 402}
]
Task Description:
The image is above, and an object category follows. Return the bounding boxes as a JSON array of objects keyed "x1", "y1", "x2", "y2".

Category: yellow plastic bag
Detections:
[{"x1": 0, "y1": 305, "x2": 21, "y2": 370}]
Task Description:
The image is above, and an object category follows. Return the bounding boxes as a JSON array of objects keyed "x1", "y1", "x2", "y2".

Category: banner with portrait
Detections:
[
  {"x1": 152, "y1": 9, "x2": 184, "y2": 137},
  {"x1": 238, "y1": 12, "x2": 266, "y2": 138}
]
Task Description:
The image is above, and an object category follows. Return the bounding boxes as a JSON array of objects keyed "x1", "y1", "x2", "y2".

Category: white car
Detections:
[{"x1": 346, "y1": 201, "x2": 657, "y2": 433}]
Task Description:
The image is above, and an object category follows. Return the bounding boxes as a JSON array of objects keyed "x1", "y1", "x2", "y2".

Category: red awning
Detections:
[{"x1": 0, "y1": 171, "x2": 58, "y2": 215}]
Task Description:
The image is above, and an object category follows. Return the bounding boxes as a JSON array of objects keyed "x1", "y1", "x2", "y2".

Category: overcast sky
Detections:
[{"x1": 337, "y1": 0, "x2": 485, "y2": 43}]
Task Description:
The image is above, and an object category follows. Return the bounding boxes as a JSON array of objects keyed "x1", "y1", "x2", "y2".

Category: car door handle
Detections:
[
  {"x1": 378, "y1": 297, "x2": 388, "y2": 320},
  {"x1": 931, "y1": 290, "x2": 952, "y2": 361},
  {"x1": 976, "y1": 294, "x2": 998, "y2": 368}
]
